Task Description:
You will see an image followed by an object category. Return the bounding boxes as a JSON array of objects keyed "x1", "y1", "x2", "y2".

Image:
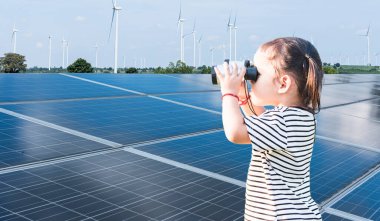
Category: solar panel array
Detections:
[{"x1": 0, "y1": 73, "x2": 379, "y2": 221}]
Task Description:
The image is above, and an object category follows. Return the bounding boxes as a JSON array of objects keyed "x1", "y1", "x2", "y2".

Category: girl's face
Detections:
[{"x1": 250, "y1": 49, "x2": 280, "y2": 106}]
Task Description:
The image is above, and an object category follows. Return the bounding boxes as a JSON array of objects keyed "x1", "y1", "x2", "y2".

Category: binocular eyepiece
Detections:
[{"x1": 211, "y1": 59, "x2": 259, "y2": 85}]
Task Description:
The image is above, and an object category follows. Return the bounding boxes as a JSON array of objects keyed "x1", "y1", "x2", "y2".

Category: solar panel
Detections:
[
  {"x1": 134, "y1": 131, "x2": 380, "y2": 204},
  {"x1": 0, "y1": 112, "x2": 108, "y2": 168},
  {"x1": 322, "y1": 212, "x2": 352, "y2": 221},
  {"x1": 0, "y1": 151, "x2": 244, "y2": 220},
  {"x1": 2, "y1": 97, "x2": 222, "y2": 145},
  {"x1": 330, "y1": 170, "x2": 380, "y2": 220},
  {"x1": 74, "y1": 73, "x2": 219, "y2": 94},
  {"x1": 0, "y1": 73, "x2": 379, "y2": 221},
  {"x1": 316, "y1": 110, "x2": 380, "y2": 148},
  {"x1": 160, "y1": 91, "x2": 222, "y2": 112},
  {"x1": 0, "y1": 74, "x2": 133, "y2": 102}
]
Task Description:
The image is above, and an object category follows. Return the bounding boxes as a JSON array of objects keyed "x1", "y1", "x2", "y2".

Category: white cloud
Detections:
[{"x1": 75, "y1": 16, "x2": 86, "y2": 22}]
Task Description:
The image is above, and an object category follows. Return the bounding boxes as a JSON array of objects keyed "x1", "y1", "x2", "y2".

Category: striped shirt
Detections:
[{"x1": 243, "y1": 106, "x2": 321, "y2": 221}]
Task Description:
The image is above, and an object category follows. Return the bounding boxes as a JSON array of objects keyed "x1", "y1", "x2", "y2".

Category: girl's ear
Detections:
[{"x1": 277, "y1": 75, "x2": 292, "y2": 94}]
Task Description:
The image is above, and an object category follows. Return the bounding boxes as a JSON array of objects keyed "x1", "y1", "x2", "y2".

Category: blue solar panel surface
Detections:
[
  {"x1": 75, "y1": 73, "x2": 219, "y2": 94},
  {"x1": 331, "y1": 171, "x2": 380, "y2": 220},
  {"x1": 2, "y1": 97, "x2": 222, "y2": 145},
  {"x1": 0, "y1": 73, "x2": 379, "y2": 220},
  {"x1": 135, "y1": 131, "x2": 380, "y2": 203},
  {"x1": 0, "y1": 112, "x2": 108, "y2": 168},
  {"x1": 0, "y1": 151, "x2": 245, "y2": 220},
  {"x1": 0, "y1": 74, "x2": 133, "y2": 102}
]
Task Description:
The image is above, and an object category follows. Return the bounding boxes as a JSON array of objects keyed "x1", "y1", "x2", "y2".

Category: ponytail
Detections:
[{"x1": 305, "y1": 54, "x2": 323, "y2": 113}]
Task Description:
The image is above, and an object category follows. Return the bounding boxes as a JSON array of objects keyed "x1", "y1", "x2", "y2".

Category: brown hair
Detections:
[{"x1": 260, "y1": 37, "x2": 324, "y2": 113}]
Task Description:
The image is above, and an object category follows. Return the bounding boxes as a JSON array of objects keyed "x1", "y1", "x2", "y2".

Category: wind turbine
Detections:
[
  {"x1": 11, "y1": 25, "x2": 18, "y2": 53},
  {"x1": 66, "y1": 41, "x2": 69, "y2": 66},
  {"x1": 48, "y1": 35, "x2": 52, "y2": 71},
  {"x1": 233, "y1": 14, "x2": 237, "y2": 61},
  {"x1": 359, "y1": 24, "x2": 371, "y2": 66},
  {"x1": 94, "y1": 43, "x2": 99, "y2": 70},
  {"x1": 61, "y1": 38, "x2": 66, "y2": 68},
  {"x1": 109, "y1": 0, "x2": 122, "y2": 73},
  {"x1": 210, "y1": 47, "x2": 215, "y2": 66},
  {"x1": 227, "y1": 13, "x2": 233, "y2": 60},
  {"x1": 192, "y1": 19, "x2": 196, "y2": 67},
  {"x1": 374, "y1": 52, "x2": 379, "y2": 66},
  {"x1": 177, "y1": 1, "x2": 185, "y2": 63},
  {"x1": 183, "y1": 19, "x2": 196, "y2": 66},
  {"x1": 197, "y1": 35, "x2": 202, "y2": 67}
]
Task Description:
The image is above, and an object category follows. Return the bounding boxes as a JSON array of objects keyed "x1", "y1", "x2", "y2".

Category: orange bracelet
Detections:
[{"x1": 221, "y1": 93, "x2": 239, "y2": 101}]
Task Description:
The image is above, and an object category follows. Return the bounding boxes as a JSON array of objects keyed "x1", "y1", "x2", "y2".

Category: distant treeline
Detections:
[
  {"x1": 26, "y1": 60, "x2": 212, "y2": 74},
  {"x1": 322, "y1": 63, "x2": 380, "y2": 74}
]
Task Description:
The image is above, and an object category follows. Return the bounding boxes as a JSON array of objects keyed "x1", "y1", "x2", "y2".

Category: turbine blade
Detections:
[
  {"x1": 227, "y1": 14, "x2": 231, "y2": 30},
  {"x1": 233, "y1": 14, "x2": 237, "y2": 27},
  {"x1": 198, "y1": 34, "x2": 203, "y2": 43},
  {"x1": 108, "y1": 8, "x2": 115, "y2": 42},
  {"x1": 366, "y1": 24, "x2": 370, "y2": 36},
  {"x1": 178, "y1": 0, "x2": 182, "y2": 22},
  {"x1": 192, "y1": 18, "x2": 196, "y2": 32}
]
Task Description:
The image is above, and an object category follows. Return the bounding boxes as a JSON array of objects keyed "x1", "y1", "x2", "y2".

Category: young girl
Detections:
[{"x1": 214, "y1": 37, "x2": 323, "y2": 221}]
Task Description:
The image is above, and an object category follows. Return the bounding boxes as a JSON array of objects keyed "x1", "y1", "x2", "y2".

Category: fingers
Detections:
[
  {"x1": 232, "y1": 62, "x2": 238, "y2": 76},
  {"x1": 240, "y1": 66, "x2": 246, "y2": 81},
  {"x1": 214, "y1": 66, "x2": 224, "y2": 81},
  {"x1": 223, "y1": 62, "x2": 230, "y2": 76}
]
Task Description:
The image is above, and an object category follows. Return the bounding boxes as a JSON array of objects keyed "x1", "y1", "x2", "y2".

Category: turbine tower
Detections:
[
  {"x1": 48, "y1": 35, "x2": 52, "y2": 71},
  {"x1": 177, "y1": 1, "x2": 185, "y2": 63},
  {"x1": 94, "y1": 43, "x2": 99, "y2": 70},
  {"x1": 192, "y1": 19, "x2": 196, "y2": 67},
  {"x1": 66, "y1": 41, "x2": 69, "y2": 67},
  {"x1": 359, "y1": 24, "x2": 371, "y2": 66},
  {"x1": 210, "y1": 47, "x2": 215, "y2": 66},
  {"x1": 198, "y1": 35, "x2": 202, "y2": 67},
  {"x1": 183, "y1": 19, "x2": 196, "y2": 66},
  {"x1": 61, "y1": 38, "x2": 66, "y2": 68},
  {"x1": 11, "y1": 25, "x2": 18, "y2": 53},
  {"x1": 227, "y1": 13, "x2": 233, "y2": 60},
  {"x1": 233, "y1": 15, "x2": 237, "y2": 61},
  {"x1": 109, "y1": 0, "x2": 122, "y2": 73}
]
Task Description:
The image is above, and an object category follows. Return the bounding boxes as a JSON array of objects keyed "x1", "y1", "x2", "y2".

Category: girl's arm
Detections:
[
  {"x1": 215, "y1": 63, "x2": 251, "y2": 144},
  {"x1": 222, "y1": 95, "x2": 250, "y2": 144}
]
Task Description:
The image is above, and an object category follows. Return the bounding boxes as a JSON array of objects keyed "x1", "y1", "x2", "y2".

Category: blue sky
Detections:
[{"x1": 0, "y1": 0, "x2": 379, "y2": 68}]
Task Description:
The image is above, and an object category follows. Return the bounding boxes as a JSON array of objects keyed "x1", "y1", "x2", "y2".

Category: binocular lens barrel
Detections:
[{"x1": 211, "y1": 60, "x2": 259, "y2": 85}]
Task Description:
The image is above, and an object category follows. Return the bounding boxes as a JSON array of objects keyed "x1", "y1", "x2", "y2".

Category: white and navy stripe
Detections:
[{"x1": 244, "y1": 106, "x2": 321, "y2": 221}]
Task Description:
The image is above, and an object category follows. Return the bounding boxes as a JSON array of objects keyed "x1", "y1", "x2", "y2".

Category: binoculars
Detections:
[{"x1": 211, "y1": 59, "x2": 259, "y2": 85}]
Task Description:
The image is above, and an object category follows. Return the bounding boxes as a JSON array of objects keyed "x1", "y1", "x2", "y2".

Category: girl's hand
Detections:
[{"x1": 214, "y1": 62, "x2": 246, "y2": 95}]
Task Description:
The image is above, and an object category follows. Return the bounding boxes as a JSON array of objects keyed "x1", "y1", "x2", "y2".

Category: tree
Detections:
[
  {"x1": 126, "y1": 67, "x2": 138, "y2": 73},
  {"x1": 67, "y1": 58, "x2": 94, "y2": 73},
  {"x1": 0, "y1": 53, "x2": 27, "y2": 73}
]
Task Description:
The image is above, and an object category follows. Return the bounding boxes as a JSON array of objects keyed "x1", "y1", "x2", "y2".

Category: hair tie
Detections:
[{"x1": 305, "y1": 54, "x2": 311, "y2": 60}]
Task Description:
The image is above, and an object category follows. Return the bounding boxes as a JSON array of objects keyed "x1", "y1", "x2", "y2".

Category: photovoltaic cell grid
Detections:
[
  {"x1": 0, "y1": 151, "x2": 245, "y2": 221},
  {"x1": 0, "y1": 75, "x2": 378, "y2": 220},
  {"x1": 0, "y1": 74, "x2": 134, "y2": 102},
  {"x1": 2, "y1": 97, "x2": 222, "y2": 146},
  {"x1": 134, "y1": 131, "x2": 380, "y2": 204},
  {"x1": 75, "y1": 73, "x2": 220, "y2": 94},
  {"x1": 0, "y1": 112, "x2": 108, "y2": 168},
  {"x1": 331, "y1": 171, "x2": 380, "y2": 220}
]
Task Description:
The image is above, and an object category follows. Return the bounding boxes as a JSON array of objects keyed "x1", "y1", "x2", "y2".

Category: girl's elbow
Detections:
[{"x1": 225, "y1": 132, "x2": 244, "y2": 144}]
